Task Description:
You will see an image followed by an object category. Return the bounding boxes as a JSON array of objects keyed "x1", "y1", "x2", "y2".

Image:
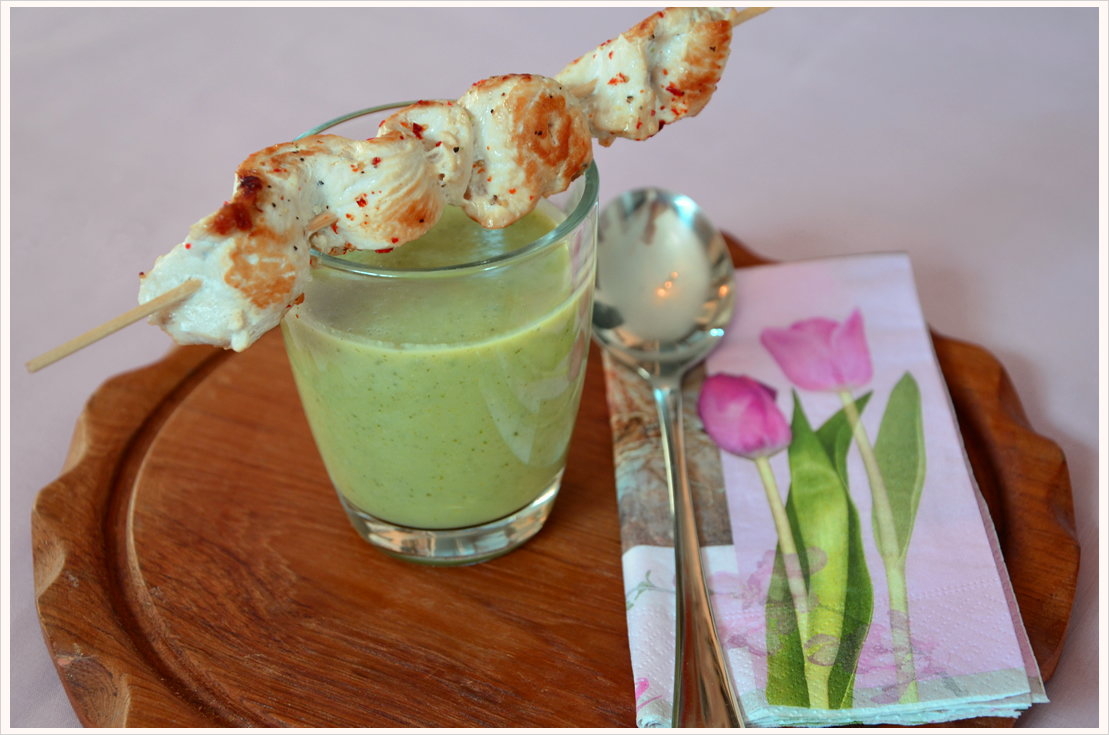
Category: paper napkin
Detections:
[{"x1": 602, "y1": 253, "x2": 1046, "y2": 727}]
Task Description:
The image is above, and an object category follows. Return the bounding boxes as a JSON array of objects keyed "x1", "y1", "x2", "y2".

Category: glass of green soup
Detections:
[{"x1": 281, "y1": 103, "x2": 599, "y2": 565}]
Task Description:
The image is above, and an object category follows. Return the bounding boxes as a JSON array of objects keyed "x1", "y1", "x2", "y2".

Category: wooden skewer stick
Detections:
[
  {"x1": 730, "y1": 7, "x2": 772, "y2": 27},
  {"x1": 26, "y1": 213, "x2": 340, "y2": 373},
  {"x1": 26, "y1": 279, "x2": 203, "y2": 373},
  {"x1": 569, "y1": 80, "x2": 597, "y2": 99},
  {"x1": 307, "y1": 211, "x2": 338, "y2": 231}
]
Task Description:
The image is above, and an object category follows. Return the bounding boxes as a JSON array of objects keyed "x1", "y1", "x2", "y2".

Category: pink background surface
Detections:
[{"x1": 4, "y1": 5, "x2": 1101, "y2": 728}]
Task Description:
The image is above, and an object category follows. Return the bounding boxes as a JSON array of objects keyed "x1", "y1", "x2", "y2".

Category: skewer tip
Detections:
[
  {"x1": 26, "y1": 278, "x2": 202, "y2": 373},
  {"x1": 730, "y1": 7, "x2": 772, "y2": 28}
]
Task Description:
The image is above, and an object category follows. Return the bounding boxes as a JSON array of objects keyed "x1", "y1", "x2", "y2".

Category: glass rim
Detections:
[{"x1": 295, "y1": 101, "x2": 599, "y2": 279}]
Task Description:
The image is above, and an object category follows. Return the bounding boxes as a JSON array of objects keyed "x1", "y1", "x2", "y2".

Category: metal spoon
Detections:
[{"x1": 592, "y1": 189, "x2": 743, "y2": 728}]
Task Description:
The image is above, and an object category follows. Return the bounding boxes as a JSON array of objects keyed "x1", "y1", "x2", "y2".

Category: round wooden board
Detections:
[{"x1": 32, "y1": 238, "x2": 1079, "y2": 728}]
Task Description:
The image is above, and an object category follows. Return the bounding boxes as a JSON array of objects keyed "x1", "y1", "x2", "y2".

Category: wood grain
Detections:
[{"x1": 32, "y1": 238, "x2": 1079, "y2": 727}]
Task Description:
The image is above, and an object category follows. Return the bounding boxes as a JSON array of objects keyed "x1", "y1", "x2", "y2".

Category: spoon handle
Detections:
[{"x1": 652, "y1": 382, "x2": 746, "y2": 728}]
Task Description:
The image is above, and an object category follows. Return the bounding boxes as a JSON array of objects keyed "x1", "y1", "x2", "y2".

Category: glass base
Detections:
[{"x1": 336, "y1": 474, "x2": 562, "y2": 566}]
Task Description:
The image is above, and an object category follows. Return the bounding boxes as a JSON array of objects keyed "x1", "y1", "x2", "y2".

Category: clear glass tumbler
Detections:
[{"x1": 281, "y1": 103, "x2": 599, "y2": 565}]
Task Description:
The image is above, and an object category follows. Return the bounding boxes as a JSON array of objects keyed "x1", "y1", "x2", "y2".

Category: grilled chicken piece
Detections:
[
  {"x1": 555, "y1": 7, "x2": 735, "y2": 146},
  {"x1": 378, "y1": 76, "x2": 592, "y2": 230},
  {"x1": 455, "y1": 74, "x2": 592, "y2": 229},
  {"x1": 377, "y1": 99, "x2": 475, "y2": 205},
  {"x1": 139, "y1": 132, "x2": 445, "y2": 351}
]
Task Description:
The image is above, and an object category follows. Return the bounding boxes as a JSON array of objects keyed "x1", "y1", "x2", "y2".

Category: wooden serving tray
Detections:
[{"x1": 32, "y1": 238, "x2": 1079, "y2": 727}]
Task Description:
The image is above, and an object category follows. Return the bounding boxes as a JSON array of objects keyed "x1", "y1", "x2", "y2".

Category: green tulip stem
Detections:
[
  {"x1": 755, "y1": 456, "x2": 826, "y2": 709},
  {"x1": 839, "y1": 390, "x2": 918, "y2": 704}
]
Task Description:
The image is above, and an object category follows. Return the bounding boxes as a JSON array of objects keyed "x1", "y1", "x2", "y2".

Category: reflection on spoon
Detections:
[
  {"x1": 592, "y1": 188, "x2": 744, "y2": 727},
  {"x1": 596, "y1": 199, "x2": 713, "y2": 343}
]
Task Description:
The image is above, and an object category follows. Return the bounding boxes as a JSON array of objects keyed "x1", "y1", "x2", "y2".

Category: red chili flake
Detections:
[
  {"x1": 292, "y1": 293, "x2": 305, "y2": 305},
  {"x1": 350, "y1": 164, "x2": 360, "y2": 172},
  {"x1": 509, "y1": 188, "x2": 516, "y2": 194},
  {"x1": 650, "y1": 109, "x2": 656, "y2": 116},
  {"x1": 658, "y1": 120, "x2": 666, "y2": 131},
  {"x1": 607, "y1": 73, "x2": 628, "y2": 85},
  {"x1": 375, "y1": 247, "x2": 394, "y2": 254},
  {"x1": 185, "y1": 243, "x2": 191, "y2": 249},
  {"x1": 391, "y1": 237, "x2": 399, "y2": 243},
  {"x1": 372, "y1": 157, "x2": 381, "y2": 167},
  {"x1": 666, "y1": 84, "x2": 684, "y2": 97},
  {"x1": 435, "y1": 141, "x2": 442, "y2": 147},
  {"x1": 636, "y1": 120, "x2": 642, "y2": 130},
  {"x1": 356, "y1": 195, "x2": 367, "y2": 207},
  {"x1": 663, "y1": 69, "x2": 669, "y2": 76},
  {"x1": 331, "y1": 223, "x2": 339, "y2": 234},
  {"x1": 346, "y1": 213, "x2": 354, "y2": 220},
  {"x1": 272, "y1": 167, "x2": 286, "y2": 173},
  {"x1": 487, "y1": 176, "x2": 492, "y2": 182},
  {"x1": 139, "y1": 271, "x2": 145, "y2": 277},
  {"x1": 411, "y1": 122, "x2": 424, "y2": 139},
  {"x1": 608, "y1": 51, "x2": 613, "y2": 59},
  {"x1": 529, "y1": 195, "x2": 534, "y2": 200}
]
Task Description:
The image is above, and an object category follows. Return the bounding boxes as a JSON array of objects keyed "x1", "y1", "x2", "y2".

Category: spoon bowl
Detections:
[
  {"x1": 592, "y1": 188, "x2": 743, "y2": 728},
  {"x1": 593, "y1": 188, "x2": 736, "y2": 373}
]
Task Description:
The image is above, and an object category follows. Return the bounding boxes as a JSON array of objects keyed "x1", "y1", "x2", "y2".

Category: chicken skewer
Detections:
[
  {"x1": 27, "y1": 7, "x2": 769, "y2": 370},
  {"x1": 140, "y1": 6, "x2": 757, "y2": 352},
  {"x1": 138, "y1": 74, "x2": 593, "y2": 352}
]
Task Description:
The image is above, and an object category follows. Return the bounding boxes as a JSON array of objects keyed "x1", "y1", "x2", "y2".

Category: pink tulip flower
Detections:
[
  {"x1": 760, "y1": 309, "x2": 873, "y2": 392},
  {"x1": 698, "y1": 374, "x2": 792, "y2": 459}
]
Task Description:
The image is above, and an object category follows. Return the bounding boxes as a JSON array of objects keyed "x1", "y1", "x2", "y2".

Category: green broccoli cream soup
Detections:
[{"x1": 281, "y1": 205, "x2": 593, "y2": 530}]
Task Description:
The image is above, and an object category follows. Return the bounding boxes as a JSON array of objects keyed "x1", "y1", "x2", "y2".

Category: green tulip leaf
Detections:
[
  {"x1": 765, "y1": 546, "x2": 809, "y2": 707},
  {"x1": 764, "y1": 396, "x2": 844, "y2": 708},
  {"x1": 765, "y1": 394, "x2": 875, "y2": 709},
  {"x1": 809, "y1": 394, "x2": 875, "y2": 710},
  {"x1": 828, "y1": 494, "x2": 872, "y2": 709},
  {"x1": 873, "y1": 372, "x2": 926, "y2": 560}
]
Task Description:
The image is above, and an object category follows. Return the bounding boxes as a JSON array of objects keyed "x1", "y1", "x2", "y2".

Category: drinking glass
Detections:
[{"x1": 281, "y1": 103, "x2": 599, "y2": 565}]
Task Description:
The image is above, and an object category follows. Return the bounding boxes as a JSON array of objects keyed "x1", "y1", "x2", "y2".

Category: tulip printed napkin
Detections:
[{"x1": 602, "y1": 253, "x2": 1046, "y2": 727}]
